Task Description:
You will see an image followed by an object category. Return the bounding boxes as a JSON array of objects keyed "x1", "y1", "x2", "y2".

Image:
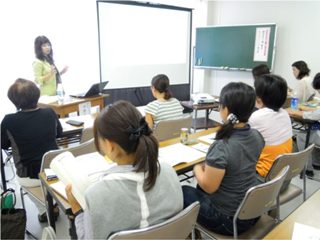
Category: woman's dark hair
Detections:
[
  {"x1": 216, "y1": 82, "x2": 256, "y2": 142},
  {"x1": 254, "y1": 74, "x2": 287, "y2": 111},
  {"x1": 93, "y1": 100, "x2": 159, "y2": 191},
  {"x1": 252, "y1": 64, "x2": 270, "y2": 80},
  {"x1": 151, "y1": 74, "x2": 173, "y2": 100},
  {"x1": 8, "y1": 78, "x2": 40, "y2": 110},
  {"x1": 34, "y1": 35, "x2": 54, "y2": 64},
  {"x1": 312, "y1": 73, "x2": 320, "y2": 90},
  {"x1": 292, "y1": 61, "x2": 310, "y2": 79}
]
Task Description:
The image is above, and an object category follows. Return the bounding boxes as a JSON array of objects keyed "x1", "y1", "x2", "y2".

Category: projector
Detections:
[{"x1": 191, "y1": 93, "x2": 216, "y2": 104}]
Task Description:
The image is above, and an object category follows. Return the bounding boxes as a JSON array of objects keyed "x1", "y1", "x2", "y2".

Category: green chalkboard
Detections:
[{"x1": 195, "y1": 24, "x2": 277, "y2": 70}]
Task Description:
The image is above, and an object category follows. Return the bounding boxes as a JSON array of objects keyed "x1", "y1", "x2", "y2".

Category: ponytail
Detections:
[
  {"x1": 215, "y1": 124, "x2": 233, "y2": 142},
  {"x1": 134, "y1": 134, "x2": 160, "y2": 191}
]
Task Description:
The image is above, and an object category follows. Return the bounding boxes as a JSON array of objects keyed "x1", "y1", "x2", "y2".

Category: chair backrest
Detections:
[
  {"x1": 80, "y1": 126, "x2": 94, "y2": 144},
  {"x1": 41, "y1": 138, "x2": 96, "y2": 171},
  {"x1": 307, "y1": 93, "x2": 316, "y2": 102},
  {"x1": 153, "y1": 115, "x2": 193, "y2": 142},
  {"x1": 265, "y1": 144, "x2": 314, "y2": 182},
  {"x1": 282, "y1": 96, "x2": 292, "y2": 108},
  {"x1": 234, "y1": 166, "x2": 289, "y2": 222},
  {"x1": 107, "y1": 201, "x2": 200, "y2": 240}
]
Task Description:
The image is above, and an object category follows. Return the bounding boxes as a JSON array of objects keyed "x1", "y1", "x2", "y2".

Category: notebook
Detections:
[{"x1": 70, "y1": 81, "x2": 109, "y2": 98}]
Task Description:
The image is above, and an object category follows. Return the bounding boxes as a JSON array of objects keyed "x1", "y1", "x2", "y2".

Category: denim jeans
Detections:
[{"x1": 182, "y1": 185, "x2": 260, "y2": 235}]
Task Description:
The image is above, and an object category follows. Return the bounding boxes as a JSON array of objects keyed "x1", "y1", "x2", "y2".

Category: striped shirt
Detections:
[{"x1": 145, "y1": 98, "x2": 184, "y2": 130}]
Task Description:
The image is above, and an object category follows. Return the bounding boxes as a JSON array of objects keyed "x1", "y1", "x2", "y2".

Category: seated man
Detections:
[{"x1": 249, "y1": 74, "x2": 292, "y2": 191}]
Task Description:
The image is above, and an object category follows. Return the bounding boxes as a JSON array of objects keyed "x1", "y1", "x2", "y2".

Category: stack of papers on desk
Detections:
[
  {"x1": 292, "y1": 222, "x2": 320, "y2": 240},
  {"x1": 158, "y1": 143, "x2": 206, "y2": 167},
  {"x1": 39, "y1": 95, "x2": 58, "y2": 104},
  {"x1": 198, "y1": 133, "x2": 217, "y2": 145}
]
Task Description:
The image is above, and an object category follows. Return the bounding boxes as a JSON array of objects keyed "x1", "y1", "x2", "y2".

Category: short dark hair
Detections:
[
  {"x1": 8, "y1": 78, "x2": 40, "y2": 110},
  {"x1": 151, "y1": 74, "x2": 172, "y2": 100},
  {"x1": 93, "y1": 101, "x2": 159, "y2": 191},
  {"x1": 252, "y1": 64, "x2": 270, "y2": 80},
  {"x1": 216, "y1": 82, "x2": 256, "y2": 142},
  {"x1": 292, "y1": 61, "x2": 310, "y2": 79},
  {"x1": 312, "y1": 73, "x2": 320, "y2": 90},
  {"x1": 34, "y1": 35, "x2": 54, "y2": 64},
  {"x1": 254, "y1": 74, "x2": 287, "y2": 111}
]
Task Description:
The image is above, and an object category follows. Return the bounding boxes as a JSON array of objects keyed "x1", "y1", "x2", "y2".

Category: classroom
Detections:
[{"x1": 1, "y1": 0, "x2": 320, "y2": 239}]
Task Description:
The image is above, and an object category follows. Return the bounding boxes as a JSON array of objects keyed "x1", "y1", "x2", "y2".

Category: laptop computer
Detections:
[{"x1": 70, "y1": 81, "x2": 109, "y2": 98}]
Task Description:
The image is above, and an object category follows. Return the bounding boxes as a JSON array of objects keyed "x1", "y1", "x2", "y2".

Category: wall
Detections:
[
  {"x1": 0, "y1": 0, "x2": 207, "y2": 121},
  {"x1": 198, "y1": 1, "x2": 320, "y2": 96}
]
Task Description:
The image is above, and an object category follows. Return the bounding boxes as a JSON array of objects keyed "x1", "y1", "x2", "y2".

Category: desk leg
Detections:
[
  {"x1": 194, "y1": 109, "x2": 198, "y2": 133},
  {"x1": 68, "y1": 215, "x2": 78, "y2": 239},
  {"x1": 46, "y1": 190, "x2": 56, "y2": 231},
  {"x1": 205, "y1": 109, "x2": 209, "y2": 130},
  {"x1": 1, "y1": 151, "x2": 7, "y2": 191},
  {"x1": 305, "y1": 123, "x2": 312, "y2": 149}
]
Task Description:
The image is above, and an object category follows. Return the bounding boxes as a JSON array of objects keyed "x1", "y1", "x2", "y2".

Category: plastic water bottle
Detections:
[
  {"x1": 57, "y1": 84, "x2": 64, "y2": 104},
  {"x1": 291, "y1": 92, "x2": 298, "y2": 110}
]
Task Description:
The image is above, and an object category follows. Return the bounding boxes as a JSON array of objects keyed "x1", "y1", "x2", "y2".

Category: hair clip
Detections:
[{"x1": 227, "y1": 113, "x2": 239, "y2": 125}]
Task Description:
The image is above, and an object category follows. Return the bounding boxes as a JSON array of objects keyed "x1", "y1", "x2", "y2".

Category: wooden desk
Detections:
[
  {"x1": 263, "y1": 188, "x2": 320, "y2": 239},
  {"x1": 181, "y1": 101, "x2": 220, "y2": 132},
  {"x1": 288, "y1": 111, "x2": 318, "y2": 149},
  {"x1": 40, "y1": 127, "x2": 218, "y2": 236},
  {"x1": 38, "y1": 94, "x2": 109, "y2": 118}
]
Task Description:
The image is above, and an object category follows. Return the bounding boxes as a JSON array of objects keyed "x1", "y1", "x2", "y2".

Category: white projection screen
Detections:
[{"x1": 96, "y1": 1, "x2": 192, "y2": 89}]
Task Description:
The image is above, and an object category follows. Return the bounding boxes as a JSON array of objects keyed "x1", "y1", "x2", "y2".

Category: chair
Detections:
[
  {"x1": 195, "y1": 166, "x2": 289, "y2": 240},
  {"x1": 307, "y1": 93, "x2": 316, "y2": 102},
  {"x1": 20, "y1": 139, "x2": 96, "y2": 228},
  {"x1": 265, "y1": 143, "x2": 315, "y2": 220},
  {"x1": 80, "y1": 126, "x2": 94, "y2": 144},
  {"x1": 108, "y1": 201, "x2": 200, "y2": 240},
  {"x1": 153, "y1": 115, "x2": 193, "y2": 142}
]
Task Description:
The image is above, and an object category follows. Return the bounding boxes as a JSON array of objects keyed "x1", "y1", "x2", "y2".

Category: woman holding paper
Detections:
[
  {"x1": 182, "y1": 82, "x2": 265, "y2": 236},
  {"x1": 1, "y1": 78, "x2": 62, "y2": 222},
  {"x1": 33, "y1": 35, "x2": 68, "y2": 96},
  {"x1": 65, "y1": 100, "x2": 183, "y2": 239}
]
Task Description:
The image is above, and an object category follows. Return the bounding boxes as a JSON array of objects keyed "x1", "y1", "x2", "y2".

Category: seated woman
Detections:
[
  {"x1": 65, "y1": 100, "x2": 183, "y2": 239},
  {"x1": 291, "y1": 60, "x2": 316, "y2": 102},
  {"x1": 1, "y1": 78, "x2": 62, "y2": 222},
  {"x1": 287, "y1": 73, "x2": 320, "y2": 177},
  {"x1": 182, "y1": 82, "x2": 265, "y2": 235},
  {"x1": 145, "y1": 74, "x2": 183, "y2": 130},
  {"x1": 249, "y1": 75, "x2": 292, "y2": 191}
]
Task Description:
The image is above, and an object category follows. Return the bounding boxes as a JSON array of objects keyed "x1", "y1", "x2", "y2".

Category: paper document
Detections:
[
  {"x1": 158, "y1": 143, "x2": 206, "y2": 167},
  {"x1": 50, "y1": 181, "x2": 67, "y2": 200},
  {"x1": 198, "y1": 133, "x2": 217, "y2": 145},
  {"x1": 191, "y1": 143, "x2": 210, "y2": 153},
  {"x1": 39, "y1": 95, "x2": 58, "y2": 104},
  {"x1": 292, "y1": 222, "x2": 320, "y2": 240}
]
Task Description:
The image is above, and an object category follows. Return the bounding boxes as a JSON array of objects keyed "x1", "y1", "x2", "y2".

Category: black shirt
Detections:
[{"x1": 1, "y1": 107, "x2": 62, "y2": 178}]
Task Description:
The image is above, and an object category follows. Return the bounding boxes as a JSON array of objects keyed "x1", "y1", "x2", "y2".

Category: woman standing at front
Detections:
[{"x1": 33, "y1": 36, "x2": 68, "y2": 96}]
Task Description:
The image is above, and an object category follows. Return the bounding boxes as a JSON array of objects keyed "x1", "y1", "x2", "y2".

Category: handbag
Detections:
[{"x1": 1, "y1": 188, "x2": 27, "y2": 239}]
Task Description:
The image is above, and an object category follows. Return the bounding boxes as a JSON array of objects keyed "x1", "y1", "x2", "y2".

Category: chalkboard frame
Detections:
[{"x1": 194, "y1": 23, "x2": 277, "y2": 71}]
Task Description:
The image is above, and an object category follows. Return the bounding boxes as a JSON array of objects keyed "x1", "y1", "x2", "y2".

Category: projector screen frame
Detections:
[{"x1": 96, "y1": 0, "x2": 193, "y2": 90}]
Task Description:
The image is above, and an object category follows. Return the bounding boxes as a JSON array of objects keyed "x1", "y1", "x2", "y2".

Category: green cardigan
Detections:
[{"x1": 33, "y1": 58, "x2": 57, "y2": 96}]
